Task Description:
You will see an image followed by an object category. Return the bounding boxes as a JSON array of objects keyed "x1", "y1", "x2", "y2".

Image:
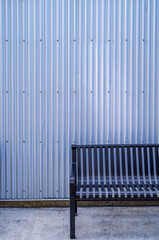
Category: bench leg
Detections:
[
  {"x1": 70, "y1": 184, "x2": 75, "y2": 239},
  {"x1": 75, "y1": 201, "x2": 77, "y2": 216}
]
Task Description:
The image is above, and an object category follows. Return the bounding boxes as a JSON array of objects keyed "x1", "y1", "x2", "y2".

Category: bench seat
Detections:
[{"x1": 76, "y1": 179, "x2": 159, "y2": 200}]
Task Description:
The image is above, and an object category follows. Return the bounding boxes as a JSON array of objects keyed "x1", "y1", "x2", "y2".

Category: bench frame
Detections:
[{"x1": 70, "y1": 144, "x2": 159, "y2": 239}]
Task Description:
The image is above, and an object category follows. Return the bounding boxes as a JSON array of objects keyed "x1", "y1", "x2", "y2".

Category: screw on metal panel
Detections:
[
  {"x1": 40, "y1": 190, "x2": 42, "y2": 192},
  {"x1": 74, "y1": 141, "x2": 75, "y2": 143},
  {"x1": 40, "y1": 141, "x2": 42, "y2": 143},
  {"x1": 57, "y1": 190, "x2": 58, "y2": 192},
  {"x1": 6, "y1": 140, "x2": 8, "y2": 143},
  {"x1": 57, "y1": 39, "x2": 59, "y2": 42},
  {"x1": 91, "y1": 39, "x2": 93, "y2": 42},
  {"x1": 90, "y1": 141, "x2": 92, "y2": 143},
  {"x1": 108, "y1": 140, "x2": 109, "y2": 143},
  {"x1": 74, "y1": 39, "x2": 76, "y2": 42},
  {"x1": 125, "y1": 91, "x2": 127, "y2": 93},
  {"x1": 125, "y1": 39, "x2": 127, "y2": 41},
  {"x1": 23, "y1": 40, "x2": 25, "y2": 42},
  {"x1": 23, "y1": 140, "x2": 25, "y2": 143},
  {"x1": 74, "y1": 91, "x2": 76, "y2": 93},
  {"x1": 6, "y1": 40, "x2": 8, "y2": 42},
  {"x1": 23, "y1": 190, "x2": 25, "y2": 192},
  {"x1": 57, "y1": 91, "x2": 59, "y2": 93},
  {"x1": 108, "y1": 40, "x2": 110, "y2": 42},
  {"x1": 23, "y1": 91, "x2": 25, "y2": 93},
  {"x1": 142, "y1": 39, "x2": 144, "y2": 41},
  {"x1": 40, "y1": 90, "x2": 42, "y2": 93},
  {"x1": 40, "y1": 39, "x2": 42, "y2": 42},
  {"x1": 6, "y1": 91, "x2": 8, "y2": 93},
  {"x1": 57, "y1": 141, "x2": 59, "y2": 143},
  {"x1": 90, "y1": 91, "x2": 92, "y2": 93},
  {"x1": 108, "y1": 90, "x2": 110, "y2": 93},
  {"x1": 6, "y1": 190, "x2": 8, "y2": 192},
  {"x1": 142, "y1": 91, "x2": 144, "y2": 93}
]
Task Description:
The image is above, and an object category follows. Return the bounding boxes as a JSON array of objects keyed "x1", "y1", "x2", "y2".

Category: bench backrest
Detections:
[{"x1": 72, "y1": 144, "x2": 159, "y2": 183}]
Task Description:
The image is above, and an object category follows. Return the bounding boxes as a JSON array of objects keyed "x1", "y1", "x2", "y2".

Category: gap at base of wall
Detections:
[{"x1": 0, "y1": 200, "x2": 159, "y2": 208}]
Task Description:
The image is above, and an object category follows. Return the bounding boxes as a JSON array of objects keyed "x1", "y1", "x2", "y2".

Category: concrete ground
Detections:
[{"x1": 0, "y1": 207, "x2": 159, "y2": 240}]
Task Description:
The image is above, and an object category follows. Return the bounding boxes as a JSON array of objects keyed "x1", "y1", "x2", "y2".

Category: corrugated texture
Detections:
[{"x1": 0, "y1": 0, "x2": 159, "y2": 200}]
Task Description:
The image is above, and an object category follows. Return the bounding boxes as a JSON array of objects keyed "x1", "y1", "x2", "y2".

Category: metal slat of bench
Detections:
[
  {"x1": 136, "y1": 147, "x2": 140, "y2": 183},
  {"x1": 144, "y1": 147, "x2": 148, "y2": 177},
  {"x1": 97, "y1": 148, "x2": 101, "y2": 194},
  {"x1": 89, "y1": 181, "x2": 93, "y2": 199},
  {"x1": 83, "y1": 147, "x2": 86, "y2": 180},
  {"x1": 114, "y1": 149, "x2": 117, "y2": 184},
  {"x1": 127, "y1": 147, "x2": 131, "y2": 177},
  {"x1": 117, "y1": 182, "x2": 125, "y2": 198},
  {"x1": 88, "y1": 147, "x2": 92, "y2": 180},
  {"x1": 131, "y1": 148, "x2": 135, "y2": 184},
  {"x1": 126, "y1": 147, "x2": 134, "y2": 197},
  {"x1": 138, "y1": 147, "x2": 143, "y2": 177},
  {"x1": 86, "y1": 148, "x2": 89, "y2": 197},
  {"x1": 121, "y1": 147, "x2": 126, "y2": 178},
  {"x1": 104, "y1": 183, "x2": 112, "y2": 198},
  {"x1": 78, "y1": 147, "x2": 84, "y2": 199},
  {"x1": 116, "y1": 147, "x2": 120, "y2": 177},
  {"x1": 149, "y1": 146, "x2": 154, "y2": 177},
  {"x1": 82, "y1": 180, "x2": 87, "y2": 200},
  {"x1": 133, "y1": 147, "x2": 137, "y2": 177},
  {"x1": 155, "y1": 146, "x2": 159, "y2": 175},
  {"x1": 94, "y1": 147, "x2": 98, "y2": 179},
  {"x1": 110, "y1": 147, "x2": 115, "y2": 180},
  {"x1": 142, "y1": 147, "x2": 146, "y2": 183},
  {"x1": 114, "y1": 148, "x2": 120, "y2": 198},
  {"x1": 100, "y1": 181, "x2": 106, "y2": 198},
  {"x1": 150, "y1": 147, "x2": 158, "y2": 183},
  {"x1": 88, "y1": 148, "x2": 93, "y2": 199},
  {"x1": 99, "y1": 147, "x2": 104, "y2": 179},
  {"x1": 99, "y1": 147, "x2": 105, "y2": 199},
  {"x1": 153, "y1": 147, "x2": 158, "y2": 183},
  {"x1": 117, "y1": 147, "x2": 124, "y2": 198},
  {"x1": 77, "y1": 147, "x2": 82, "y2": 185},
  {"x1": 105, "y1": 147, "x2": 109, "y2": 178},
  {"x1": 95, "y1": 180, "x2": 100, "y2": 199},
  {"x1": 111, "y1": 182, "x2": 118, "y2": 198}
]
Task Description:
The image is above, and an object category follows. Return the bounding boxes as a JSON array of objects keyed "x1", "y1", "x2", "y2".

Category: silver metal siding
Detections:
[{"x1": 0, "y1": 0, "x2": 159, "y2": 200}]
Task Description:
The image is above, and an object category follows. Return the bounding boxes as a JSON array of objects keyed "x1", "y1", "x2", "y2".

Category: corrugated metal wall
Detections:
[{"x1": 0, "y1": 0, "x2": 159, "y2": 200}]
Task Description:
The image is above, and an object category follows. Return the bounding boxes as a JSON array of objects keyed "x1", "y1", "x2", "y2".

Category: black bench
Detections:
[{"x1": 70, "y1": 144, "x2": 159, "y2": 239}]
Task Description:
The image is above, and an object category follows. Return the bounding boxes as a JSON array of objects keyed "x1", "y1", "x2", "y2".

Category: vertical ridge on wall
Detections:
[{"x1": 0, "y1": 0, "x2": 159, "y2": 200}]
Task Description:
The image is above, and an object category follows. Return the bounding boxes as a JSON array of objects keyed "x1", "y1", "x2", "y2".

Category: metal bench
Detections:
[{"x1": 70, "y1": 144, "x2": 159, "y2": 239}]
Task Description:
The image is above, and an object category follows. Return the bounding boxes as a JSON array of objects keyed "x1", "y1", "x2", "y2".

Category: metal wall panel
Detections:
[{"x1": 0, "y1": 0, "x2": 159, "y2": 200}]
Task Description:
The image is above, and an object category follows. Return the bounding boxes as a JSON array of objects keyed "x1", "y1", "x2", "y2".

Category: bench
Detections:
[{"x1": 70, "y1": 144, "x2": 159, "y2": 238}]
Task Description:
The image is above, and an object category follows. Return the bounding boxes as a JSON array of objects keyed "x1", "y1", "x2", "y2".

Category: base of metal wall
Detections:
[{"x1": 0, "y1": 200, "x2": 159, "y2": 208}]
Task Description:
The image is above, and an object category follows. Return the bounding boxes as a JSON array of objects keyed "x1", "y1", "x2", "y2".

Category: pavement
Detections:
[{"x1": 0, "y1": 206, "x2": 159, "y2": 240}]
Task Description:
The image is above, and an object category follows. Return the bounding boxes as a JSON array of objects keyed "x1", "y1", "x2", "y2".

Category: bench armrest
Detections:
[{"x1": 70, "y1": 163, "x2": 76, "y2": 184}]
